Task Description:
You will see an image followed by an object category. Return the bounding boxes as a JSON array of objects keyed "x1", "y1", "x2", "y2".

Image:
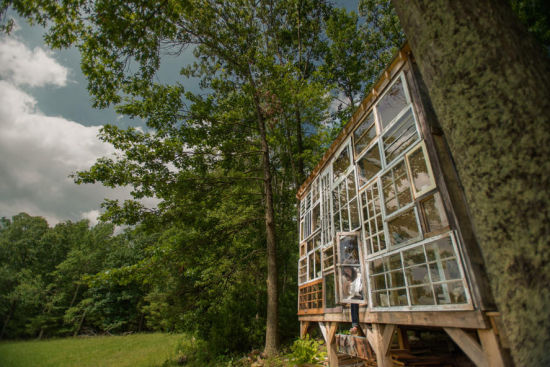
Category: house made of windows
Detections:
[{"x1": 296, "y1": 43, "x2": 510, "y2": 367}]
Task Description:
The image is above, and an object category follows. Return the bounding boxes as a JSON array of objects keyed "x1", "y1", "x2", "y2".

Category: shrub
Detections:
[{"x1": 288, "y1": 335, "x2": 326, "y2": 366}]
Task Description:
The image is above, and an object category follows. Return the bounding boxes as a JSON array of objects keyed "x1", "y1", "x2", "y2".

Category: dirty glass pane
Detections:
[
  {"x1": 357, "y1": 143, "x2": 381, "y2": 186},
  {"x1": 373, "y1": 291, "x2": 389, "y2": 307},
  {"x1": 314, "y1": 249, "x2": 322, "y2": 278},
  {"x1": 388, "y1": 270, "x2": 405, "y2": 288},
  {"x1": 421, "y1": 193, "x2": 449, "y2": 233},
  {"x1": 405, "y1": 264, "x2": 430, "y2": 286},
  {"x1": 434, "y1": 281, "x2": 467, "y2": 304},
  {"x1": 372, "y1": 274, "x2": 387, "y2": 290},
  {"x1": 325, "y1": 272, "x2": 337, "y2": 308},
  {"x1": 341, "y1": 205, "x2": 349, "y2": 231},
  {"x1": 371, "y1": 258, "x2": 388, "y2": 274},
  {"x1": 409, "y1": 285, "x2": 435, "y2": 305},
  {"x1": 354, "y1": 112, "x2": 377, "y2": 154},
  {"x1": 309, "y1": 253, "x2": 315, "y2": 280},
  {"x1": 323, "y1": 245, "x2": 334, "y2": 269},
  {"x1": 346, "y1": 172, "x2": 357, "y2": 198},
  {"x1": 408, "y1": 146, "x2": 433, "y2": 194},
  {"x1": 425, "y1": 236, "x2": 455, "y2": 261},
  {"x1": 389, "y1": 288, "x2": 408, "y2": 306},
  {"x1": 339, "y1": 235, "x2": 360, "y2": 265},
  {"x1": 377, "y1": 77, "x2": 408, "y2": 129},
  {"x1": 312, "y1": 203, "x2": 320, "y2": 232},
  {"x1": 349, "y1": 198, "x2": 360, "y2": 230},
  {"x1": 403, "y1": 245, "x2": 426, "y2": 267},
  {"x1": 333, "y1": 145, "x2": 350, "y2": 181},
  {"x1": 388, "y1": 208, "x2": 420, "y2": 247},
  {"x1": 383, "y1": 108, "x2": 418, "y2": 164}
]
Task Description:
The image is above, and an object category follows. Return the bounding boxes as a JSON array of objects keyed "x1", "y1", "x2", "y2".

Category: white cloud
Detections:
[
  {"x1": 81, "y1": 209, "x2": 100, "y2": 226},
  {"x1": 0, "y1": 37, "x2": 135, "y2": 225},
  {"x1": 0, "y1": 36, "x2": 68, "y2": 87}
]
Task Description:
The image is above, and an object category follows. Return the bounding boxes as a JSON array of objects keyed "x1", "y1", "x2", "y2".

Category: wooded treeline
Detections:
[{"x1": 0, "y1": 0, "x2": 548, "y2": 362}]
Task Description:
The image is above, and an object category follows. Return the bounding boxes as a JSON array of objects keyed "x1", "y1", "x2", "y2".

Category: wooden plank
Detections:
[
  {"x1": 381, "y1": 324, "x2": 396, "y2": 356},
  {"x1": 444, "y1": 327, "x2": 488, "y2": 367},
  {"x1": 318, "y1": 321, "x2": 328, "y2": 342},
  {"x1": 478, "y1": 329, "x2": 508, "y2": 367},
  {"x1": 299, "y1": 310, "x2": 488, "y2": 329}
]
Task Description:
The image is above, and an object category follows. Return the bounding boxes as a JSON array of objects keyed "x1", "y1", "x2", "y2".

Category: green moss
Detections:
[{"x1": 394, "y1": 1, "x2": 550, "y2": 365}]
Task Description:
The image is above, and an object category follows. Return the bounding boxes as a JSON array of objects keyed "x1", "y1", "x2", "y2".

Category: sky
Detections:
[
  {"x1": 0, "y1": 18, "x2": 199, "y2": 226},
  {"x1": 0, "y1": 2, "x2": 356, "y2": 227}
]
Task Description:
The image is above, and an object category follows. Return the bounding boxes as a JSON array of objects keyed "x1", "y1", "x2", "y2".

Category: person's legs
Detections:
[{"x1": 350, "y1": 303, "x2": 359, "y2": 334}]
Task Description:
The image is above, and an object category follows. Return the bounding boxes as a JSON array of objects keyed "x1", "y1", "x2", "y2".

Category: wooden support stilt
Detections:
[
  {"x1": 372, "y1": 324, "x2": 395, "y2": 367},
  {"x1": 478, "y1": 328, "x2": 508, "y2": 367},
  {"x1": 396, "y1": 327, "x2": 410, "y2": 350},
  {"x1": 326, "y1": 322, "x2": 339, "y2": 367},
  {"x1": 300, "y1": 321, "x2": 310, "y2": 339},
  {"x1": 444, "y1": 328, "x2": 488, "y2": 367}
]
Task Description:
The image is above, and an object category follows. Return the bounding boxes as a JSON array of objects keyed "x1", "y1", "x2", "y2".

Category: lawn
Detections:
[{"x1": 0, "y1": 333, "x2": 185, "y2": 367}]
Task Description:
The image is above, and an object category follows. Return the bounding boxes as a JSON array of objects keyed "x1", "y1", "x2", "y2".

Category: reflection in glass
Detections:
[
  {"x1": 377, "y1": 78, "x2": 408, "y2": 129},
  {"x1": 421, "y1": 193, "x2": 449, "y2": 233},
  {"x1": 434, "y1": 281, "x2": 467, "y2": 304},
  {"x1": 409, "y1": 285, "x2": 435, "y2": 305},
  {"x1": 389, "y1": 288, "x2": 408, "y2": 306},
  {"x1": 408, "y1": 146, "x2": 433, "y2": 194},
  {"x1": 383, "y1": 108, "x2": 418, "y2": 164},
  {"x1": 340, "y1": 235, "x2": 360, "y2": 265},
  {"x1": 349, "y1": 198, "x2": 360, "y2": 230},
  {"x1": 323, "y1": 245, "x2": 334, "y2": 269},
  {"x1": 388, "y1": 208, "x2": 421, "y2": 246},
  {"x1": 406, "y1": 264, "x2": 430, "y2": 286},
  {"x1": 382, "y1": 160, "x2": 412, "y2": 215},
  {"x1": 357, "y1": 143, "x2": 381, "y2": 186},
  {"x1": 312, "y1": 203, "x2": 320, "y2": 232},
  {"x1": 354, "y1": 112, "x2": 377, "y2": 154},
  {"x1": 325, "y1": 272, "x2": 337, "y2": 308},
  {"x1": 333, "y1": 146, "x2": 350, "y2": 180},
  {"x1": 425, "y1": 236, "x2": 455, "y2": 261},
  {"x1": 403, "y1": 246, "x2": 426, "y2": 267}
]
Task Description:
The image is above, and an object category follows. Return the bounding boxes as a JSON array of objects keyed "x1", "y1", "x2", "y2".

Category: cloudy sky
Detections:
[{"x1": 0, "y1": 19, "x2": 199, "y2": 226}]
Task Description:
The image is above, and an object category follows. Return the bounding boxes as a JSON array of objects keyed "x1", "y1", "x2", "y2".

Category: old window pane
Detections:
[
  {"x1": 333, "y1": 145, "x2": 350, "y2": 181},
  {"x1": 340, "y1": 235, "x2": 360, "y2": 265},
  {"x1": 315, "y1": 249, "x2": 322, "y2": 278},
  {"x1": 403, "y1": 246, "x2": 426, "y2": 267},
  {"x1": 325, "y1": 272, "x2": 337, "y2": 308},
  {"x1": 377, "y1": 77, "x2": 408, "y2": 130},
  {"x1": 341, "y1": 266, "x2": 364, "y2": 302},
  {"x1": 389, "y1": 288, "x2": 408, "y2": 306},
  {"x1": 323, "y1": 245, "x2": 334, "y2": 269},
  {"x1": 372, "y1": 274, "x2": 386, "y2": 290},
  {"x1": 407, "y1": 144, "x2": 435, "y2": 195},
  {"x1": 382, "y1": 160, "x2": 413, "y2": 215},
  {"x1": 426, "y1": 236, "x2": 455, "y2": 261},
  {"x1": 405, "y1": 264, "x2": 430, "y2": 286},
  {"x1": 312, "y1": 203, "x2": 320, "y2": 232},
  {"x1": 421, "y1": 193, "x2": 449, "y2": 234},
  {"x1": 389, "y1": 270, "x2": 405, "y2": 288},
  {"x1": 387, "y1": 208, "x2": 421, "y2": 247},
  {"x1": 354, "y1": 112, "x2": 377, "y2": 155},
  {"x1": 409, "y1": 285, "x2": 435, "y2": 305},
  {"x1": 382, "y1": 108, "x2": 418, "y2": 164},
  {"x1": 434, "y1": 281, "x2": 467, "y2": 305},
  {"x1": 357, "y1": 143, "x2": 382, "y2": 187}
]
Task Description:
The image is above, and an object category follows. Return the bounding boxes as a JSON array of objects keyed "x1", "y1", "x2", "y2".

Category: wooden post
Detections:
[
  {"x1": 326, "y1": 322, "x2": 339, "y2": 367},
  {"x1": 444, "y1": 328, "x2": 488, "y2": 367},
  {"x1": 300, "y1": 321, "x2": 310, "y2": 339},
  {"x1": 478, "y1": 328, "x2": 508, "y2": 367},
  {"x1": 372, "y1": 323, "x2": 395, "y2": 367}
]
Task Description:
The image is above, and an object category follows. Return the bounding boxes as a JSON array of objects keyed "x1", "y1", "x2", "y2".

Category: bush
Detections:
[{"x1": 288, "y1": 335, "x2": 326, "y2": 366}]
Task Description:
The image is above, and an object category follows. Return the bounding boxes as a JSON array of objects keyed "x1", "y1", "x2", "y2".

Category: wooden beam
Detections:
[
  {"x1": 300, "y1": 321, "x2": 310, "y2": 339},
  {"x1": 444, "y1": 327, "x2": 488, "y2": 367},
  {"x1": 372, "y1": 324, "x2": 395, "y2": 367},
  {"x1": 478, "y1": 329, "x2": 508, "y2": 367},
  {"x1": 318, "y1": 322, "x2": 327, "y2": 342},
  {"x1": 326, "y1": 322, "x2": 339, "y2": 367},
  {"x1": 299, "y1": 309, "x2": 487, "y2": 329}
]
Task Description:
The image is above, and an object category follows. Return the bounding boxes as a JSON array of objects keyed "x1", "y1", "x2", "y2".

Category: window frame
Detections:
[{"x1": 405, "y1": 141, "x2": 437, "y2": 199}]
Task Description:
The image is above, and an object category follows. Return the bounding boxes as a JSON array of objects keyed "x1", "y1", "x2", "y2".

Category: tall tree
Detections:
[{"x1": 391, "y1": 1, "x2": 550, "y2": 365}]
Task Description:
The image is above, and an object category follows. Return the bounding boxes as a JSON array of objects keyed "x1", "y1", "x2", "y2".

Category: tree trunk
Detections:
[
  {"x1": 250, "y1": 72, "x2": 279, "y2": 356},
  {"x1": 0, "y1": 303, "x2": 15, "y2": 340},
  {"x1": 295, "y1": 109, "x2": 305, "y2": 185},
  {"x1": 391, "y1": 1, "x2": 550, "y2": 365}
]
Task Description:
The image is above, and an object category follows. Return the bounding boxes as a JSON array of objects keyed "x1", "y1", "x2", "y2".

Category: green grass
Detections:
[{"x1": 0, "y1": 333, "x2": 185, "y2": 367}]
